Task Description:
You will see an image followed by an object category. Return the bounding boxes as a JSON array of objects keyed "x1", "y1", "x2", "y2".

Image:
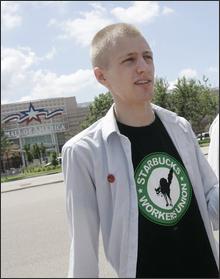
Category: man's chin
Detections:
[{"x1": 137, "y1": 88, "x2": 154, "y2": 98}]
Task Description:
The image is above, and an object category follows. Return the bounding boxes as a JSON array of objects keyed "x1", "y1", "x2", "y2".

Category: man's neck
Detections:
[{"x1": 114, "y1": 102, "x2": 155, "y2": 127}]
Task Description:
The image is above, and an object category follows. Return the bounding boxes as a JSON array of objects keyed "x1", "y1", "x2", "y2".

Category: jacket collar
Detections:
[
  {"x1": 102, "y1": 103, "x2": 179, "y2": 142},
  {"x1": 151, "y1": 103, "x2": 178, "y2": 123},
  {"x1": 102, "y1": 104, "x2": 120, "y2": 141}
]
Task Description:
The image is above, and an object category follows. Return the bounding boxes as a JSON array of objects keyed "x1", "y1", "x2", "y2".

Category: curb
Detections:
[{"x1": 1, "y1": 180, "x2": 64, "y2": 194}]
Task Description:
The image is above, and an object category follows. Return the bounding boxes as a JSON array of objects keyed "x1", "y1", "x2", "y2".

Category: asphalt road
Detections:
[
  {"x1": 1, "y1": 182, "x2": 69, "y2": 278},
  {"x1": 1, "y1": 182, "x2": 117, "y2": 278}
]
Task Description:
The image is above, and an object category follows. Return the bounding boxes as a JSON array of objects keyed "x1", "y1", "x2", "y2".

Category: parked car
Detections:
[
  {"x1": 44, "y1": 162, "x2": 52, "y2": 167},
  {"x1": 197, "y1": 132, "x2": 210, "y2": 141},
  {"x1": 57, "y1": 156, "x2": 62, "y2": 164},
  {"x1": 197, "y1": 133, "x2": 202, "y2": 141},
  {"x1": 44, "y1": 156, "x2": 62, "y2": 167}
]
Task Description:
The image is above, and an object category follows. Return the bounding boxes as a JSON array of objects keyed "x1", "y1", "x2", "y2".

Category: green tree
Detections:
[
  {"x1": 32, "y1": 143, "x2": 42, "y2": 164},
  {"x1": 171, "y1": 76, "x2": 218, "y2": 133},
  {"x1": 1, "y1": 129, "x2": 13, "y2": 172},
  {"x1": 11, "y1": 153, "x2": 21, "y2": 168},
  {"x1": 51, "y1": 151, "x2": 58, "y2": 166},
  {"x1": 23, "y1": 144, "x2": 33, "y2": 164},
  {"x1": 81, "y1": 92, "x2": 113, "y2": 129},
  {"x1": 153, "y1": 77, "x2": 172, "y2": 110},
  {"x1": 39, "y1": 143, "x2": 46, "y2": 161},
  {"x1": 80, "y1": 77, "x2": 218, "y2": 134}
]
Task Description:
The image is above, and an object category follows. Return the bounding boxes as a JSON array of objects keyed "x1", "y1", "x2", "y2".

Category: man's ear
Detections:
[{"x1": 94, "y1": 67, "x2": 108, "y2": 87}]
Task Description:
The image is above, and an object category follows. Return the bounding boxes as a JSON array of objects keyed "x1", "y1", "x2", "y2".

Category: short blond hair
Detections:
[{"x1": 90, "y1": 23, "x2": 143, "y2": 68}]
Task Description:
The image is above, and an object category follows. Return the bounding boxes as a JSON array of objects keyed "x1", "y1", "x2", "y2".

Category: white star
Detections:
[
  {"x1": 28, "y1": 107, "x2": 40, "y2": 120},
  {"x1": 138, "y1": 189, "x2": 143, "y2": 193},
  {"x1": 180, "y1": 177, "x2": 184, "y2": 181}
]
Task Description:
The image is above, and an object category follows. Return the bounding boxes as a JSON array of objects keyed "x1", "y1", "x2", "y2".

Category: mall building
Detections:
[{"x1": 1, "y1": 96, "x2": 90, "y2": 168}]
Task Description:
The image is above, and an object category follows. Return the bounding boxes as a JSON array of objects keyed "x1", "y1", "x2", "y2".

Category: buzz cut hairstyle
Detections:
[{"x1": 90, "y1": 23, "x2": 143, "y2": 69}]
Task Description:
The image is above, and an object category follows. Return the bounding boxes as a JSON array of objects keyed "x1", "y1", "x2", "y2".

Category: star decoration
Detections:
[
  {"x1": 19, "y1": 103, "x2": 46, "y2": 125},
  {"x1": 2, "y1": 102, "x2": 64, "y2": 125}
]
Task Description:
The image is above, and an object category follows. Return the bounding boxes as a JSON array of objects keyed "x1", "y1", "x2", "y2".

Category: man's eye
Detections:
[
  {"x1": 144, "y1": 55, "x2": 153, "y2": 60},
  {"x1": 123, "y1": 57, "x2": 134, "y2": 63}
]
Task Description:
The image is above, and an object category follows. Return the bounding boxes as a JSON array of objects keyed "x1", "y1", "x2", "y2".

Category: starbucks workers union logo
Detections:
[{"x1": 135, "y1": 152, "x2": 192, "y2": 226}]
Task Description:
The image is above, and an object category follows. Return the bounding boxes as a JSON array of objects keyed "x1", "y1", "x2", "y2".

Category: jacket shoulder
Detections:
[
  {"x1": 153, "y1": 104, "x2": 191, "y2": 130},
  {"x1": 62, "y1": 118, "x2": 103, "y2": 153}
]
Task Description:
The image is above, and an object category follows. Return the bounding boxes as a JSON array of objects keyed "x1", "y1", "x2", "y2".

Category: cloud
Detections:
[
  {"x1": 179, "y1": 68, "x2": 198, "y2": 79},
  {"x1": 29, "y1": 69, "x2": 94, "y2": 98},
  {"x1": 1, "y1": 47, "x2": 38, "y2": 101},
  {"x1": 1, "y1": 1, "x2": 22, "y2": 30},
  {"x1": 168, "y1": 66, "x2": 219, "y2": 89},
  {"x1": 167, "y1": 68, "x2": 198, "y2": 90},
  {"x1": 19, "y1": 68, "x2": 105, "y2": 103},
  {"x1": 2, "y1": 47, "x2": 37, "y2": 71},
  {"x1": 1, "y1": 46, "x2": 105, "y2": 104},
  {"x1": 1, "y1": 46, "x2": 47, "y2": 102},
  {"x1": 57, "y1": 3, "x2": 112, "y2": 46},
  {"x1": 162, "y1": 6, "x2": 174, "y2": 15},
  {"x1": 49, "y1": 2, "x2": 174, "y2": 46},
  {"x1": 168, "y1": 79, "x2": 177, "y2": 91},
  {"x1": 111, "y1": 1, "x2": 160, "y2": 24}
]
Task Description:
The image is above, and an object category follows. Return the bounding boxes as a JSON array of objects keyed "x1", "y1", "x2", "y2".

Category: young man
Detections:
[{"x1": 62, "y1": 23, "x2": 219, "y2": 278}]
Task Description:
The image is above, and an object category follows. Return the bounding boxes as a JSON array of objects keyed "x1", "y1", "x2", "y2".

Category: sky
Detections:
[{"x1": 1, "y1": 1, "x2": 219, "y2": 105}]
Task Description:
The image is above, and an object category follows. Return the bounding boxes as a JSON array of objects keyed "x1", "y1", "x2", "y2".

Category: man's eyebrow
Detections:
[
  {"x1": 119, "y1": 50, "x2": 153, "y2": 60},
  {"x1": 143, "y1": 51, "x2": 153, "y2": 56}
]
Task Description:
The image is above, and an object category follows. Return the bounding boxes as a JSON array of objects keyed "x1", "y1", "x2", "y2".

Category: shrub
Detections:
[
  {"x1": 198, "y1": 138, "x2": 210, "y2": 145},
  {"x1": 51, "y1": 151, "x2": 58, "y2": 166}
]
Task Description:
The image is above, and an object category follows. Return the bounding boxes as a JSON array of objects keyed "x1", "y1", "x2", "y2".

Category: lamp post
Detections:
[{"x1": 16, "y1": 121, "x2": 26, "y2": 168}]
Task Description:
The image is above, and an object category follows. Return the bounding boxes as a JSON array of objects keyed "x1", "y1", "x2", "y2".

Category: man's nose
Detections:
[{"x1": 136, "y1": 57, "x2": 148, "y2": 74}]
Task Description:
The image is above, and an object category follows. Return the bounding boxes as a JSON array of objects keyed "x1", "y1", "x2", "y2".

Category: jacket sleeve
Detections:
[
  {"x1": 189, "y1": 124, "x2": 219, "y2": 231},
  {"x1": 62, "y1": 144, "x2": 100, "y2": 278}
]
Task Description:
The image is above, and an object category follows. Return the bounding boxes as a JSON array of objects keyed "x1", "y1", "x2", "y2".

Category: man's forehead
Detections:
[
  {"x1": 112, "y1": 36, "x2": 152, "y2": 59},
  {"x1": 118, "y1": 50, "x2": 153, "y2": 59}
]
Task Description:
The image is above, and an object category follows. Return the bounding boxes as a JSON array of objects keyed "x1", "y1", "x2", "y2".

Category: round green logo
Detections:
[{"x1": 135, "y1": 152, "x2": 192, "y2": 226}]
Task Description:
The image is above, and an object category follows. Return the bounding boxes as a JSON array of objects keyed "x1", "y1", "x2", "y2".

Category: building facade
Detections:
[{"x1": 1, "y1": 96, "x2": 90, "y2": 169}]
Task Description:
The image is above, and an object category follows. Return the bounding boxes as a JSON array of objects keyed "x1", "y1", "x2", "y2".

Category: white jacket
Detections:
[
  {"x1": 208, "y1": 114, "x2": 219, "y2": 179},
  {"x1": 62, "y1": 104, "x2": 219, "y2": 278}
]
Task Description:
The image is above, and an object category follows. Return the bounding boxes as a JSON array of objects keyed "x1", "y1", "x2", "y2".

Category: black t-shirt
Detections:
[{"x1": 117, "y1": 113, "x2": 218, "y2": 278}]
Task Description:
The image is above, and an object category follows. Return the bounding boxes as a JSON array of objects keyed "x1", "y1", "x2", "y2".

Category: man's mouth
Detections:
[{"x1": 134, "y1": 80, "x2": 152, "y2": 85}]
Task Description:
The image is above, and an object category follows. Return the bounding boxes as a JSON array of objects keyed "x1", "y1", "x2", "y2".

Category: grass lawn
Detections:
[
  {"x1": 1, "y1": 167, "x2": 62, "y2": 183},
  {"x1": 199, "y1": 142, "x2": 210, "y2": 147}
]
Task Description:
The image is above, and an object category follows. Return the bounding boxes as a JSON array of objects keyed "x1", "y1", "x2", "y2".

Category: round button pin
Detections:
[{"x1": 107, "y1": 174, "x2": 115, "y2": 183}]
